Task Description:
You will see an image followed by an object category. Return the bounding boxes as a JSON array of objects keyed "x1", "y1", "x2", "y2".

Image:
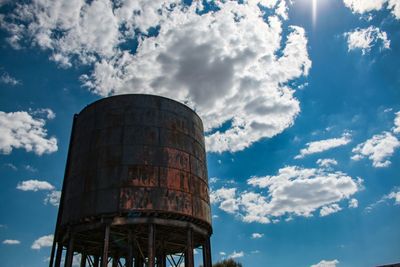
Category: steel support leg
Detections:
[
  {"x1": 134, "y1": 236, "x2": 143, "y2": 267},
  {"x1": 65, "y1": 234, "x2": 75, "y2": 267},
  {"x1": 157, "y1": 254, "x2": 166, "y2": 267},
  {"x1": 148, "y1": 224, "x2": 155, "y2": 267},
  {"x1": 112, "y1": 257, "x2": 118, "y2": 267},
  {"x1": 80, "y1": 253, "x2": 87, "y2": 267},
  {"x1": 127, "y1": 231, "x2": 133, "y2": 267},
  {"x1": 135, "y1": 255, "x2": 143, "y2": 267},
  {"x1": 157, "y1": 241, "x2": 166, "y2": 267},
  {"x1": 49, "y1": 237, "x2": 57, "y2": 267},
  {"x1": 101, "y1": 225, "x2": 110, "y2": 267},
  {"x1": 185, "y1": 228, "x2": 194, "y2": 267},
  {"x1": 202, "y1": 237, "x2": 212, "y2": 267},
  {"x1": 93, "y1": 256, "x2": 100, "y2": 267},
  {"x1": 55, "y1": 243, "x2": 63, "y2": 267}
]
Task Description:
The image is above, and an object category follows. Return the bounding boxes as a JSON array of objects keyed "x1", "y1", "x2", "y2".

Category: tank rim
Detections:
[{"x1": 78, "y1": 94, "x2": 203, "y2": 123}]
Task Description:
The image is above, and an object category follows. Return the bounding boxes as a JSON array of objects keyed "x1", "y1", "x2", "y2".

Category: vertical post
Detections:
[
  {"x1": 127, "y1": 231, "x2": 133, "y2": 267},
  {"x1": 134, "y1": 234, "x2": 142, "y2": 267},
  {"x1": 158, "y1": 241, "x2": 166, "y2": 267},
  {"x1": 65, "y1": 233, "x2": 75, "y2": 267},
  {"x1": 101, "y1": 225, "x2": 110, "y2": 267},
  {"x1": 112, "y1": 257, "x2": 118, "y2": 267},
  {"x1": 148, "y1": 224, "x2": 155, "y2": 267},
  {"x1": 54, "y1": 243, "x2": 63, "y2": 267},
  {"x1": 80, "y1": 252, "x2": 87, "y2": 267},
  {"x1": 202, "y1": 237, "x2": 212, "y2": 267},
  {"x1": 185, "y1": 228, "x2": 194, "y2": 267},
  {"x1": 49, "y1": 239, "x2": 57, "y2": 267},
  {"x1": 93, "y1": 256, "x2": 100, "y2": 267},
  {"x1": 157, "y1": 255, "x2": 166, "y2": 267},
  {"x1": 134, "y1": 255, "x2": 143, "y2": 267}
]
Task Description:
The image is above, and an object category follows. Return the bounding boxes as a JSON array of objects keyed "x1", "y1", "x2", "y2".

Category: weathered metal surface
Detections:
[
  {"x1": 60, "y1": 94, "x2": 210, "y2": 227},
  {"x1": 52, "y1": 95, "x2": 212, "y2": 267}
]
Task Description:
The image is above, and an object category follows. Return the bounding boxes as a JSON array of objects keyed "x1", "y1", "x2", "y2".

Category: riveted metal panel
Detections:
[{"x1": 162, "y1": 168, "x2": 191, "y2": 193}]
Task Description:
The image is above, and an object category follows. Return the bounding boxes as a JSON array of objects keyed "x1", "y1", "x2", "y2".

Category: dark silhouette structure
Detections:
[{"x1": 49, "y1": 95, "x2": 212, "y2": 267}]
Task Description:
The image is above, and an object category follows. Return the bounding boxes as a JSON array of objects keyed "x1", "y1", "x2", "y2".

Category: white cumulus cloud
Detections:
[
  {"x1": 351, "y1": 132, "x2": 400, "y2": 167},
  {"x1": 16, "y1": 180, "x2": 55, "y2": 191},
  {"x1": 0, "y1": 111, "x2": 58, "y2": 155},
  {"x1": 31, "y1": 234, "x2": 53, "y2": 250},
  {"x1": 295, "y1": 133, "x2": 351, "y2": 159},
  {"x1": 1, "y1": 1, "x2": 310, "y2": 153},
  {"x1": 212, "y1": 166, "x2": 361, "y2": 224},
  {"x1": 2, "y1": 239, "x2": 21, "y2": 245},
  {"x1": 344, "y1": 26, "x2": 390, "y2": 55},
  {"x1": 310, "y1": 259, "x2": 339, "y2": 267},
  {"x1": 343, "y1": 0, "x2": 400, "y2": 19}
]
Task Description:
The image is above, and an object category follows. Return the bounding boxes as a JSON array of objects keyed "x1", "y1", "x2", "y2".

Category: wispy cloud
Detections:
[
  {"x1": 366, "y1": 188, "x2": 400, "y2": 212},
  {"x1": 3, "y1": 163, "x2": 17, "y2": 171},
  {"x1": 310, "y1": 259, "x2": 339, "y2": 267},
  {"x1": 316, "y1": 158, "x2": 338, "y2": 169},
  {"x1": 295, "y1": 133, "x2": 351, "y2": 159},
  {"x1": 0, "y1": 72, "x2": 20, "y2": 86},
  {"x1": 348, "y1": 198, "x2": 359, "y2": 208},
  {"x1": 44, "y1": 191, "x2": 61, "y2": 206},
  {"x1": 320, "y1": 204, "x2": 342, "y2": 217},
  {"x1": 30, "y1": 108, "x2": 56, "y2": 120},
  {"x1": 393, "y1": 111, "x2": 400, "y2": 134},
  {"x1": 228, "y1": 250, "x2": 244, "y2": 259},
  {"x1": 2, "y1": 239, "x2": 20, "y2": 245},
  {"x1": 251, "y1": 233, "x2": 264, "y2": 239},
  {"x1": 24, "y1": 165, "x2": 38, "y2": 172}
]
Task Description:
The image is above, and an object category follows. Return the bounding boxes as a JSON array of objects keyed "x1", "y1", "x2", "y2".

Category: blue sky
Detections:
[{"x1": 0, "y1": 0, "x2": 399, "y2": 266}]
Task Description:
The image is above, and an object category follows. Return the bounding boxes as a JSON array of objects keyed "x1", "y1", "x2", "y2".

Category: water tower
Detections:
[{"x1": 49, "y1": 95, "x2": 212, "y2": 267}]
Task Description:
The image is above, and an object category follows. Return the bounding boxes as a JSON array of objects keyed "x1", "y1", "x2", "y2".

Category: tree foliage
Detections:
[{"x1": 212, "y1": 258, "x2": 243, "y2": 267}]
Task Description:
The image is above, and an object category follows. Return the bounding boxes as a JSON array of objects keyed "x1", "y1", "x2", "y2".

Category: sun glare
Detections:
[{"x1": 312, "y1": 0, "x2": 318, "y2": 27}]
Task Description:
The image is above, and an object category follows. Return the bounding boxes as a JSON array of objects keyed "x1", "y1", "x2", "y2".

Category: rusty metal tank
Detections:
[{"x1": 49, "y1": 94, "x2": 212, "y2": 267}]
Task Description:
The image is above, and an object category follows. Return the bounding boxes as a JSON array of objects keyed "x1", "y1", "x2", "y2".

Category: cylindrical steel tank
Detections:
[{"x1": 49, "y1": 95, "x2": 212, "y2": 267}]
